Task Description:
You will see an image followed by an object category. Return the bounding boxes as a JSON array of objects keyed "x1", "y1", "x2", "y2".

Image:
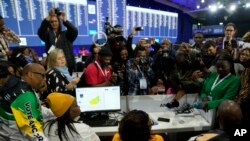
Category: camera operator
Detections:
[
  {"x1": 126, "y1": 46, "x2": 154, "y2": 95},
  {"x1": 104, "y1": 17, "x2": 146, "y2": 61},
  {"x1": 152, "y1": 39, "x2": 176, "y2": 92},
  {"x1": 0, "y1": 15, "x2": 21, "y2": 60},
  {"x1": 104, "y1": 18, "x2": 127, "y2": 62},
  {"x1": 38, "y1": 8, "x2": 78, "y2": 74}
]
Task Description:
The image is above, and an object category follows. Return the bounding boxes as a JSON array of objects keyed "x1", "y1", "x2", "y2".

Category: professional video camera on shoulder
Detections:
[{"x1": 104, "y1": 17, "x2": 123, "y2": 37}]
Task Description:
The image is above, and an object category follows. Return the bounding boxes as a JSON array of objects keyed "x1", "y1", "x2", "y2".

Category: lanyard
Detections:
[
  {"x1": 95, "y1": 61, "x2": 107, "y2": 80},
  {"x1": 222, "y1": 37, "x2": 233, "y2": 49},
  {"x1": 136, "y1": 65, "x2": 145, "y2": 78},
  {"x1": 54, "y1": 31, "x2": 60, "y2": 44},
  {"x1": 211, "y1": 73, "x2": 231, "y2": 91}
]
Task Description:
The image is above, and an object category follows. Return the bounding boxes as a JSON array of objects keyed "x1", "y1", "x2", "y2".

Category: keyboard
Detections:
[{"x1": 83, "y1": 119, "x2": 118, "y2": 127}]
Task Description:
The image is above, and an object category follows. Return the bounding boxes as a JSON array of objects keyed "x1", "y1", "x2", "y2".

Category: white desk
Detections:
[
  {"x1": 92, "y1": 110, "x2": 211, "y2": 136},
  {"x1": 92, "y1": 94, "x2": 214, "y2": 136},
  {"x1": 149, "y1": 111, "x2": 211, "y2": 133}
]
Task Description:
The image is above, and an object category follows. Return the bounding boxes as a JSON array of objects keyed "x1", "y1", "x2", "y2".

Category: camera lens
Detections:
[{"x1": 54, "y1": 8, "x2": 61, "y2": 16}]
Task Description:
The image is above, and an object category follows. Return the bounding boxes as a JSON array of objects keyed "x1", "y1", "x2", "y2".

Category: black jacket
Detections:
[{"x1": 38, "y1": 19, "x2": 78, "y2": 71}]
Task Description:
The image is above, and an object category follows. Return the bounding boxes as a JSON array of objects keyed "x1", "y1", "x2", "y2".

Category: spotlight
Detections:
[
  {"x1": 210, "y1": 5, "x2": 217, "y2": 12},
  {"x1": 219, "y1": 22, "x2": 223, "y2": 25},
  {"x1": 201, "y1": 0, "x2": 205, "y2": 3},
  {"x1": 218, "y1": 4, "x2": 224, "y2": 9},
  {"x1": 230, "y1": 4, "x2": 236, "y2": 11},
  {"x1": 197, "y1": 5, "x2": 200, "y2": 9},
  {"x1": 246, "y1": 3, "x2": 250, "y2": 8}
]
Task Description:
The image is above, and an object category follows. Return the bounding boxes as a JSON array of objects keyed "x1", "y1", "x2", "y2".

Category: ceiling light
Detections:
[
  {"x1": 197, "y1": 5, "x2": 200, "y2": 9},
  {"x1": 230, "y1": 4, "x2": 236, "y2": 11},
  {"x1": 218, "y1": 4, "x2": 224, "y2": 9},
  {"x1": 210, "y1": 5, "x2": 218, "y2": 12},
  {"x1": 201, "y1": 0, "x2": 205, "y2": 3},
  {"x1": 246, "y1": 3, "x2": 250, "y2": 8}
]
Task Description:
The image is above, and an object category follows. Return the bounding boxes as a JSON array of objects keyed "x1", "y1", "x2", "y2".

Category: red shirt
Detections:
[{"x1": 84, "y1": 61, "x2": 112, "y2": 85}]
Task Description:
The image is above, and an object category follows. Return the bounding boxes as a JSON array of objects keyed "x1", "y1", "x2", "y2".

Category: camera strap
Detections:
[
  {"x1": 54, "y1": 31, "x2": 60, "y2": 44},
  {"x1": 136, "y1": 65, "x2": 147, "y2": 89},
  {"x1": 211, "y1": 73, "x2": 231, "y2": 93},
  {"x1": 222, "y1": 37, "x2": 234, "y2": 49},
  {"x1": 136, "y1": 65, "x2": 145, "y2": 77}
]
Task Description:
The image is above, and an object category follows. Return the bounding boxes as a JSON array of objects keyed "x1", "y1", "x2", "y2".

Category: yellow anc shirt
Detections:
[{"x1": 112, "y1": 133, "x2": 164, "y2": 141}]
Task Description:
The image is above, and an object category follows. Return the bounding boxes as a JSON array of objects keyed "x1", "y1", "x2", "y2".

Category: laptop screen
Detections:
[{"x1": 75, "y1": 86, "x2": 121, "y2": 112}]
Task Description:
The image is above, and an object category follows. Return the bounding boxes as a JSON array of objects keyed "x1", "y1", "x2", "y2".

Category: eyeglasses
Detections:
[{"x1": 31, "y1": 72, "x2": 45, "y2": 78}]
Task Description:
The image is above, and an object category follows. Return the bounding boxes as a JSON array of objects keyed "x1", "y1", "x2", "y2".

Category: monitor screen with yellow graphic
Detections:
[{"x1": 75, "y1": 86, "x2": 121, "y2": 112}]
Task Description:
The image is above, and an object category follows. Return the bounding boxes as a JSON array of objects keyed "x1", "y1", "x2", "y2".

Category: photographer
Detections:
[
  {"x1": 126, "y1": 46, "x2": 154, "y2": 95},
  {"x1": 104, "y1": 18, "x2": 127, "y2": 62},
  {"x1": 0, "y1": 15, "x2": 21, "y2": 60},
  {"x1": 104, "y1": 17, "x2": 144, "y2": 60},
  {"x1": 38, "y1": 8, "x2": 78, "y2": 74},
  {"x1": 126, "y1": 27, "x2": 138, "y2": 58},
  {"x1": 152, "y1": 39, "x2": 176, "y2": 93}
]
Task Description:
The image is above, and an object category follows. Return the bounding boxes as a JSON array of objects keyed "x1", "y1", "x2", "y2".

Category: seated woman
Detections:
[
  {"x1": 45, "y1": 48, "x2": 80, "y2": 97},
  {"x1": 197, "y1": 52, "x2": 240, "y2": 110},
  {"x1": 112, "y1": 110, "x2": 164, "y2": 141},
  {"x1": 44, "y1": 92, "x2": 100, "y2": 141}
]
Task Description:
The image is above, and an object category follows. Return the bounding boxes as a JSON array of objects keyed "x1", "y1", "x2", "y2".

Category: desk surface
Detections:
[{"x1": 92, "y1": 110, "x2": 211, "y2": 136}]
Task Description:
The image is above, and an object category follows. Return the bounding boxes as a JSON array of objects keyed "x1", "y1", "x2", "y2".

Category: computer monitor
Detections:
[{"x1": 75, "y1": 86, "x2": 121, "y2": 113}]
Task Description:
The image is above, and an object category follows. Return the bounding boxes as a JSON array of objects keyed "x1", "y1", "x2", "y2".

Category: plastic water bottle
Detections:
[{"x1": 193, "y1": 101, "x2": 203, "y2": 109}]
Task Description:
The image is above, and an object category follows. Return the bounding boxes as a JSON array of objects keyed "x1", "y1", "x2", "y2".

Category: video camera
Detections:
[
  {"x1": 104, "y1": 17, "x2": 123, "y2": 36},
  {"x1": 54, "y1": 8, "x2": 62, "y2": 16},
  {"x1": 139, "y1": 57, "x2": 150, "y2": 65},
  {"x1": 162, "y1": 49, "x2": 170, "y2": 58},
  {"x1": 224, "y1": 40, "x2": 237, "y2": 48}
]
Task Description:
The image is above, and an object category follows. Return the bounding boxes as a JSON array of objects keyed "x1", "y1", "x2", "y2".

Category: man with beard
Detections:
[{"x1": 0, "y1": 61, "x2": 47, "y2": 140}]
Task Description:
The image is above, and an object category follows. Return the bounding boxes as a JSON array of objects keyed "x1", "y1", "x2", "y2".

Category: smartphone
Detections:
[
  {"x1": 157, "y1": 117, "x2": 170, "y2": 122},
  {"x1": 135, "y1": 26, "x2": 143, "y2": 31}
]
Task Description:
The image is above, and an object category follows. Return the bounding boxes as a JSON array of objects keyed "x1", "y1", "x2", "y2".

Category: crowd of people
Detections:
[{"x1": 0, "y1": 7, "x2": 250, "y2": 141}]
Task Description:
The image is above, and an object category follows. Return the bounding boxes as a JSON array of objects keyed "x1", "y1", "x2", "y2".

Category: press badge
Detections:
[
  {"x1": 208, "y1": 96, "x2": 212, "y2": 101},
  {"x1": 140, "y1": 78, "x2": 147, "y2": 89}
]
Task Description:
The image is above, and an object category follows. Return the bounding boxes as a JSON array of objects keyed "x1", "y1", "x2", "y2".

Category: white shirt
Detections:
[{"x1": 44, "y1": 121, "x2": 100, "y2": 141}]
